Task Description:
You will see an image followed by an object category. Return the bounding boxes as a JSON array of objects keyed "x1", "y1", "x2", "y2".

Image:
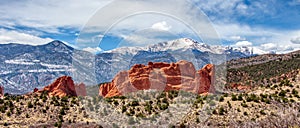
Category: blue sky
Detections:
[{"x1": 0, "y1": 0, "x2": 299, "y2": 54}]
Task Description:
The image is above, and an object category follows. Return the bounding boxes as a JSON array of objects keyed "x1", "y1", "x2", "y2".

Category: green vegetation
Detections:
[{"x1": 227, "y1": 54, "x2": 300, "y2": 84}]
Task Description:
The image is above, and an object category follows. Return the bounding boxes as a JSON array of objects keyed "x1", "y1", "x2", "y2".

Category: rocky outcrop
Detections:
[
  {"x1": 0, "y1": 86, "x2": 4, "y2": 98},
  {"x1": 33, "y1": 88, "x2": 39, "y2": 93},
  {"x1": 38, "y1": 76, "x2": 85, "y2": 97},
  {"x1": 99, "y1": 60, "x2": 215, "y2": 98},
  {"x1": 75, "y1": 83, "x2": 87, "y2": 96}
]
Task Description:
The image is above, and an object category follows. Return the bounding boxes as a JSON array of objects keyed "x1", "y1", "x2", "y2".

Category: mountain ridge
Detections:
[{"x1": 0, "y1": 38, "x2": 256, "y2": 94}]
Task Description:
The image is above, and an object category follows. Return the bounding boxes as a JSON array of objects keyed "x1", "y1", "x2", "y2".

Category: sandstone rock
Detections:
[
  {"x1": 33, "y1": 88, "x2": 39, "y2": 93},
  {"x1": 75, "y1": 83, "x2": 87, "y2": 96},
  {"x1": 40, "y1": 76, "x2": 77, "y2": 97},
  {"x1": 99, "y1": 60, "x2": 215, "y2": 98}
]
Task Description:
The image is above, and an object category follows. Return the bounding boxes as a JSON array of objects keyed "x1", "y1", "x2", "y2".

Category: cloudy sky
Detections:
[{"x1": 0, "y1": 0, "x2": 300, "y2": 54}]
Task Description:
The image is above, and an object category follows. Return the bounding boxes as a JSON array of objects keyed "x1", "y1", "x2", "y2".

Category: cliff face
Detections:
[
  {"x1": 38, "y1": 76, "x2": 87, "y2": 97},
  {"x1": 75, "y1": 83, "x2": 87, "y2": 96},
  {"x1": 99, "y1": 60, "x2": 215, "y2": 98}
]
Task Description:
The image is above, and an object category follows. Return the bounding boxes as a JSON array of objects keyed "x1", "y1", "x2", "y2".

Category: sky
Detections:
[{"x1": 0, "y1": 0, "x2": 300, "y2": 54}]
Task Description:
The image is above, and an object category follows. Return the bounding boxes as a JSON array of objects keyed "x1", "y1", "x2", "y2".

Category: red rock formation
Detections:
[
  {"x1": 99, "y1": 60, "x2": 215, "y2": 98},
  {"x1": 0, "y1": 86, "x2": 4, "y2": 98},
  {"x1": 75, "y1": 83, "x2": 87, "y2": 96},
  {"x1": 33, "y1": 88, "x2": 39, "y2": 93},
  {"x1": 40, "y1": 76, "x2": 77, "y2": 97}
]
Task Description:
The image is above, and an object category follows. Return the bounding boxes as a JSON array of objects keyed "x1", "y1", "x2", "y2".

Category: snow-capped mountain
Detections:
[
  {"x1": 0, "y1": 38, "x2": 253, "y2": 94},
  {"x1": 108, "y1": 38, "x2": 253, "y2": 56},
  {"x1": 95, "y1": 38, "x2": 253, "y2": 84},
  {"x1": 0, "y1": 41, "x2": 79, "y2": 94}
]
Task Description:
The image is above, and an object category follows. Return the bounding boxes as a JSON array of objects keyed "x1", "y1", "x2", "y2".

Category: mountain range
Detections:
[{"x1": 0, "y1": 38, "x2": 253, "y2": 94}]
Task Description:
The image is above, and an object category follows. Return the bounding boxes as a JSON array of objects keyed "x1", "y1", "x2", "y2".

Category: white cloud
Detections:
[
  {"x1": 118, "y1": 29, "x2": 177, "y2": 47},
  {"x1": 213, "y1": 22, "x2": 300, "y2": 52},
  {"x1": 151, "y1": 21, "x2": 172, "y2": 31},
  {"x1": 0, "y1": 0, "x2": 112, "y2": 33},
  {"x1": 260, "y1": 43, "x2": 277, "y2": 51},
  {"x1": 214, "y1": 23, "x2": 277, "y2": 38},
  {"x1": 0, "y1": 29, "x2": 53, "y2": 45},
  {"x1": 229, "y1": 36, "x2": 246, "y2": 41},
  {"x1": 78, "y1": 0, "x2": 220, "y2": 46},
  {"x1": 291, "y1": 37, "x2": 300, "y2": 44},
  {"x1": 82, "y1": 47, "x2": 103, "y2": 54},
  {"x1": 258, "y1": 42, "x2": 298, "y2": 54},
  {"x1": 235, "y1": 41, "x2": 253, "y2": 47}
]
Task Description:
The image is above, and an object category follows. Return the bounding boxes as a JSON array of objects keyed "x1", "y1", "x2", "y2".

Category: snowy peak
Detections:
[
  {"x1": 105, "y1": 38, "x2": 253, "y2": 56},
  {"x1": 147, "y1": 38, "x2": 199, "y2": 52},
  {"x1": 146, "y1": 38, "x2": 230, "y2": 54},
  {"x1": 107, "y1": 38, "x2": 200, "y2": 54}
]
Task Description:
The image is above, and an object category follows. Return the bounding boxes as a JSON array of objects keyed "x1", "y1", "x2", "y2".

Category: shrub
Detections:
[
  {"x1": 219, "y1": 96, "x2": 224, "y2": 102},
  {"x1": 238, "y1": 94, "x2": 243, "y2": 101},
  {"x1": 282, "y1": 97, "x2": 289, "y2": 103},
  {"x1": 27, "y1": 102, "x2": 33, "y2": 108},
  {"x1": 219, "y1": 107, "x2": 226, "y2": 115},
  {"x1": 212, "y1": 109, "x2": 218, "y2": 115},
  {"x1": 265, "y1": 99, "x2": 271, "y2": 104},
  {"x1": 54, "y1": 121, "x2": 62, "y2": 127},
  {"x1": 162, "y1": 98, "x2": 168, "y2": 104},
  {"x1": 129, "y1": 108, "x2": 135, "y2": 115},
  {"x1": 60, "y1": 108, "x2": 66, "y2": 115},
  {"x1": 6, "y1": 111, "x2": 11, "y2": 117},
  {"x1": 290, "y1": 99, "x2": 295, "y2": 102},
  {"x1": 292, "y1": 89, "x2": 298, "y2": 95},
  {"x1": 231, "y1": 94, "x2": 237, "y2": 101},
  {"x1": 260, "y1": 110, "x2": 266, "y2": 115},
  {"x1": 227, "y1": 101, "x2": 232, "y2": 108},
  {"x1": 278, "y1": 90, "x2": 286, "y2": 97},
  {"x1": 121, "y1": 106, "x2": 127, "y2": 113},
  {"x1": 159, "y1": 104, "x2": 168, "y2": 110},
  {"x1": 54, "y1": 122, "x2": 58, "y2": 127},
  {"x1": 224, "y1": 93, "x2": 228, "y2": 97},
  {"x1": 113, "y1": 100, "x2": 119, "y2": 106},
  {"x1": 61, "y1": 96, "x2": 68, "y2": 102},
  {"x1": 246, "y1": 94, "x2": 260, "y2": 102},
  {"x1": 136, "y1": 113, "x2": 145, "y2": 118}
]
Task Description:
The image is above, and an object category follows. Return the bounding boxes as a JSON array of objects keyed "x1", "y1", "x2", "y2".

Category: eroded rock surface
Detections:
[{"x1": 100, "y1": 60, "x2": 215, "y2": 98}]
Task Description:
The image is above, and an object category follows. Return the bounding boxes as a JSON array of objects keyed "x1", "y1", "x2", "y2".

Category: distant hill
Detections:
[{"x1": 227, "y1": 50, "x2": 300, "y2": 85}]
